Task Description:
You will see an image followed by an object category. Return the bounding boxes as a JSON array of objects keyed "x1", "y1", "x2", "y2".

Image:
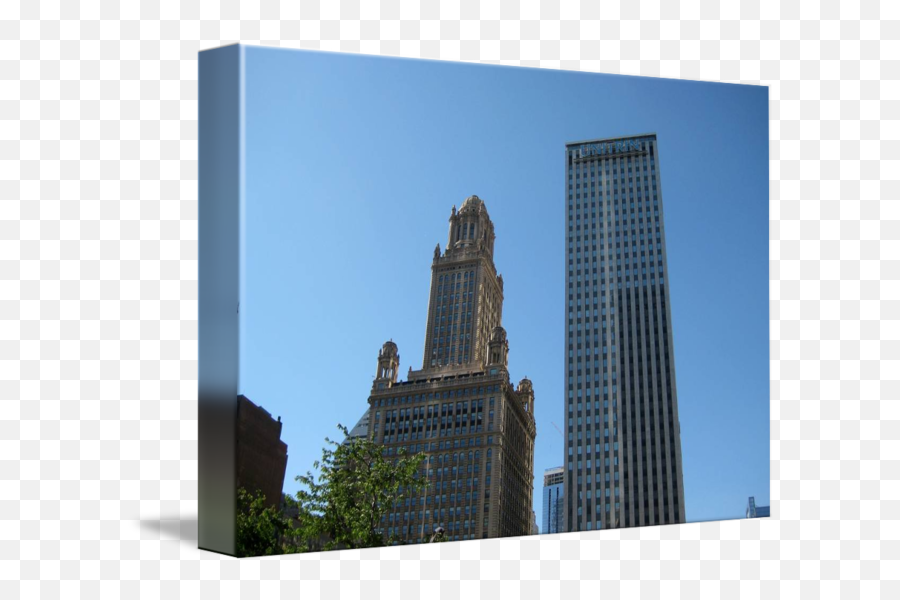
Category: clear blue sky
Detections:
[{"x1": 239, "y1": 45, "x2": 769, "y2": 526}]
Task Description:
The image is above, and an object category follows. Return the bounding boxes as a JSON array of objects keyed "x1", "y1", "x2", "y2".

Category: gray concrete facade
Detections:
[{"x1": 563, "y1": 134, "x2": 686, "y2": 532}]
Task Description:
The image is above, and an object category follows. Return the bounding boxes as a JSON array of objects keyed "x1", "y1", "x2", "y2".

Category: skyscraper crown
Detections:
[{"x1": 460, "y1": 194, "x2": 485, "y2": 213}]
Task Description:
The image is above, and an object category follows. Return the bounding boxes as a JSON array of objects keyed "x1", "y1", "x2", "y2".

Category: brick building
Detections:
[{"x1": 236, "y1": 394, "x2": 288, "y2": 508}]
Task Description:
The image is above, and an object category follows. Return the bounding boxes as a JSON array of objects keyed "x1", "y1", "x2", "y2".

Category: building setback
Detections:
[
  {"x1": 343, "y1": 409, "x2": 370, "y2": 445},
  {"x1": 367, "y1": 195, "x2": 537, "y2": 543},
  {"x1": 236, "y1": 394, "x2": 288, "y2": 509},
  {"x1": 542, "y1": 466, "x2": 565, "y2": 534},
  {"x1": 563, "y1": 134, "x2": 686, "y2": 531}
]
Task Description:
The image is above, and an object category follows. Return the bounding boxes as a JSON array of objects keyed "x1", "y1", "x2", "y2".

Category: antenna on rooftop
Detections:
[{"x1": 551, "y1": 422, "x2": 564, "y2": 438}]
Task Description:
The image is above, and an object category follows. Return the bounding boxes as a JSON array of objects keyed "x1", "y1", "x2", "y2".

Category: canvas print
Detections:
[{"x1": 199, "y1": 44, "x2": 769, "y2": 557}]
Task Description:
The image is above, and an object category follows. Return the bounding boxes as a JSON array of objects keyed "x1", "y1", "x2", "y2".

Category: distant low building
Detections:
[
  {"x1": 236, "y1": 394, "x2": 288, "y2": 508},
  {"x1": 746, "y1": 496, "x2": 770, "y2": 518},
  {"x1": 531, "y1": 510, "x2": 539, "y2": 535},
  {"x1": 542, "y1": 467, "x2": 565, "y2": 534}
]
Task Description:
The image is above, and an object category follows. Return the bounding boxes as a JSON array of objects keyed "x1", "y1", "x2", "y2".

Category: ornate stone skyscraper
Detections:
[
  {"x1": 366, "y1": 195, "x2": 537, "y2": 543},
  {"x1": 421, "y1": 195, "x2": 503, "y2": 370}
]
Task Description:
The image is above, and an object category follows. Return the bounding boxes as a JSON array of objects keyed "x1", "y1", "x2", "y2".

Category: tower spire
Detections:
[{"x1": 423, "y1": 195, "x2": 503, "y2": 371}]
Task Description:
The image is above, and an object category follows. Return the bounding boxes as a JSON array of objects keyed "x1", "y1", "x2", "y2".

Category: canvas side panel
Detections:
[{"x1": 198, "y1": 44, "x2": 242, "y2": 556}]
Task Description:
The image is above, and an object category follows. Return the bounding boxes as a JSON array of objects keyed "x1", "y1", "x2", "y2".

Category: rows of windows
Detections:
[
  {"x1": 568, "y1": 206, "x2": 662, "y2": 225},
  {"x1": 376, "y1": 396, "x2": 499, "y2": 443},
  {"x1": 566, "y1": 209, "x2": 665, "y2": 287},
  {"x1": 497, "y1": 403, "x2": 535, "y2": 537},
  {"x1": 569, "y1": 252, "x2": 663, "y2": 268},
  {"x1": 568, "y1": 276, "x2": 665, "y2": 291},
  {"x1": 437, "y1": 270, "x2": 476, "y2": 288},
  {"x1": 567, "y1": 157, "x2": 658, "y2": 199},
  {"x1": 379, "y1": 435, "x2": 497, "y2": 457},
  {"x1": 380, "y1": 500, "x2": 488, "y2": 542},
  {"x1": 431, "y1": 270, "x2": 478, "y2": 365},
  {"x1": 373, "y1": 385, "x2": 501, "y2": 408},
  {"x1": 378, "y1": 445, "x2": 498, "y2": 543},
  {"x1": 619, "y1": 286, "x2": 679, "y2": 527},
  {"x1": 569, "y1": 175, "x2": 657, "y2": 193},
  {"x1": 564, "y1": 139, "x2": 682, "y2": 530},
  {"x1": 568, "y1": 198, "x2": 659, "y2": 216},
  {"x1": 564, "y1": 286, "x2": 680, "y2": 528}
]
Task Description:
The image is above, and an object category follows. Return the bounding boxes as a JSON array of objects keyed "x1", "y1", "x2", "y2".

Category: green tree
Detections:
[
  {"x1": 429, "y1": 526, "x2": 449, "y2": 543},
  {"x1": 294, "y1": 424, "x2": 427, "y2": 550},
  {"x1": 235, "y1": 487, "x2": 298, "y2": 557}
]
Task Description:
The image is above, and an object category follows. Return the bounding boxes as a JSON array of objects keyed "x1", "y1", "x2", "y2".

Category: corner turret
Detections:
[{"x1": 374, "y1": 340, "x2": 400, "y2": 390}]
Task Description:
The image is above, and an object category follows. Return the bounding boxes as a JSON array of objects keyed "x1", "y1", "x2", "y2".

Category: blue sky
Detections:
[{"x1": 240, "y1": 45, "x2": 769, "y2": 527}]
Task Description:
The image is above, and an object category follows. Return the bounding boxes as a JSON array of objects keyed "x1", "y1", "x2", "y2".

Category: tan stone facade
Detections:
[{"x1": 367, "y1": 196, "x2": 537, "y2": 543}]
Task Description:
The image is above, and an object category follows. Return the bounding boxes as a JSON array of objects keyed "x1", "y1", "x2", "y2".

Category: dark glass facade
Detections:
[{"x1": 542, "y1": 467, "x2": 564, "y2": 534}]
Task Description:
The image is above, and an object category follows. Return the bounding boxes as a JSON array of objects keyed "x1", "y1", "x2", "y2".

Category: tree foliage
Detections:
[
  {"x1": 235, "y1": 487, "x2": 297, "y2": 557},
  {"x1": 235, "y1": 424, "x2": 427, "y2": 556},
  {"x1": 293, "y1": 424, "x2": 427, "y2": 550}
]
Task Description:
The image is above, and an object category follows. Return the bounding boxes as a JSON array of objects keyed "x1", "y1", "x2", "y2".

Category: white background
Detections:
[{"x1": 2, "y1": 0, "x2": 897, "y2": 598}]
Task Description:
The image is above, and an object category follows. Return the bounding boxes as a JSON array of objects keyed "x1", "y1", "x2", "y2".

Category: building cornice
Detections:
[{"x1": 565, "y1": 132, "x2": 657, "y2": 146}]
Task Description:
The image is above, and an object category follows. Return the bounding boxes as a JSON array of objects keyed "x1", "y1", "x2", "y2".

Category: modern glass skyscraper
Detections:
[
  {"x1": 542, "y1": 467, "x2": 564, "y2": 534},
  {"x1": 564, "y1": 134, "x2": 686, "y2": 531}
]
